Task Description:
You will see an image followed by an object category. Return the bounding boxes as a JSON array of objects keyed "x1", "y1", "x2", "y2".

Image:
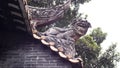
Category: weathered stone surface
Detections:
[{"x1": 33, "y1": 18, "x2": 91, "y2": 60}]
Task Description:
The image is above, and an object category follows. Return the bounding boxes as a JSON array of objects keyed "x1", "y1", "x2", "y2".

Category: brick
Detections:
[{"x1": 0, "y1": 31, "x2": 72, "y2": 68}]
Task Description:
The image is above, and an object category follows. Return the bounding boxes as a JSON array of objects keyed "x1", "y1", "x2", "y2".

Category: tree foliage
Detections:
[
  {"x1": 76, "y1": 28, "x2": 120, "y2": 68},
  {"x1": 90, "y1": 27, "x2": 107, "y2": 45},
  {"x1": 76, "y1": 35, "x2": 100, "y2": 67},
  {"x1": 96, "y1": 44, "x2": 120, "y2": 68}
]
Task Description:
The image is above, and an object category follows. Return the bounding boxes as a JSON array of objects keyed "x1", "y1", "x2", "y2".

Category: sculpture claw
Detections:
[
  {"x1": 58, "y1": 47, "x2": 63, "y2": 52},
  {"x1": 77, "y1": 58, "x2": 83, "y2": 62},
  {"x1": 41, "y1": 36, "x2": 46, "y2": 40},
  {"x1": 41, "y1": 40, "x2": 49, "y2": 45},
  {"x1": 50, "y1": 46, "x2": 58, "y2": 52},
  {"x1": 66, "y1": 55, "x2": 72, "y2": 59},
  {"x1": 49, "y1": 42, "x2": 55, "y2": 46},
  {"x1": 58, "y1": 52, "x2": 67, "y2": 58},
  {"x1": 32, "y1": 29, "x2": 38, "y2": 34},
  {"x1": 33, "y1": 34, "x2": 41, "y2": 39},
  {"x1": 68, "y1": 59, "x2": 79, "y2": 63}
]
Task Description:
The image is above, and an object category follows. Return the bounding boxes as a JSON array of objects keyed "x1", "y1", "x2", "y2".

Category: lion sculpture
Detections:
[{"x1": 32, "y1": 18, "x2": 91, "y2": 65}]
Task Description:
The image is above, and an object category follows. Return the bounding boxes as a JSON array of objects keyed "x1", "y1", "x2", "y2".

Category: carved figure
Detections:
[
  {"x1": 32, "y1": 18, "x2": 91, "y2": 64},
  {"x1": 23, "y1": 0, "x2": 91, "y2": 67}
]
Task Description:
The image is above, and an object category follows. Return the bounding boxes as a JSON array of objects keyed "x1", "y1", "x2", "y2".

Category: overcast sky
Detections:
[{"x1": 78, "y1": 0, "x2": 120, "y2": 67}]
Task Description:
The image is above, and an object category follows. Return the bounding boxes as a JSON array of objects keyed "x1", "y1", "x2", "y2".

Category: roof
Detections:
[{"x1": 22, "y1": 0, "x2": 84, "y2": 67}]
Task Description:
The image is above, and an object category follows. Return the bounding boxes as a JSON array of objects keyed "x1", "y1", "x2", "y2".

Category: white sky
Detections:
[{"x1": 78, "y1": 0, "x2": 120, "y2": 67}]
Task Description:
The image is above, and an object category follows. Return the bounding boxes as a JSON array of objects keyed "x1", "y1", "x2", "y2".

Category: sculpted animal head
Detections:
[{"x1": 71, "y1": 18, "x2": 91, "y2": 36}]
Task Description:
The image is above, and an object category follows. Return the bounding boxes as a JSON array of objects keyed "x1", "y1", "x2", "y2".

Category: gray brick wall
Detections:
[{"x1": 0, "y1": 31, "x2": 72, "y2": 68}]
